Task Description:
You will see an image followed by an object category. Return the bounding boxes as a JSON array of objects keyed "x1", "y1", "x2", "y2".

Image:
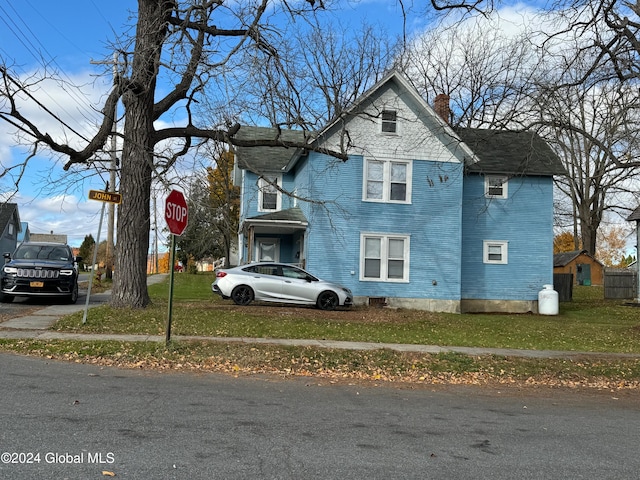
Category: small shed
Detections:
[{"x1": 553, "y1": 250, "x2": 604, "y2": 286}]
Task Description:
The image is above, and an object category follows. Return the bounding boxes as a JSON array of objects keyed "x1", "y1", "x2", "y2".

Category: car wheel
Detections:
[
  {"x1": 317, "y1": 291, "x2": 339, "y2": 311},
  {"x1": 67, "y1": 283, "x2": 79, "y2": 304},
  {"x1": 231, "y1": 285, "x2": 254, "y2": 306},
  {"x1": 0, "y1": 292, "x2": 14, "y2": 303}
]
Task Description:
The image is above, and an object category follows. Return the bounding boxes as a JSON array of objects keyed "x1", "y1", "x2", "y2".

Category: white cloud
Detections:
[{"x1": 15, "y1": 192, "x2": 105, "y2": 247}]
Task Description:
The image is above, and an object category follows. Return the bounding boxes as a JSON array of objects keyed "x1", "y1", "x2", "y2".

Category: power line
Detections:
[{"x1": 0, "y1": 0, "x2": 115, "y2": 139}]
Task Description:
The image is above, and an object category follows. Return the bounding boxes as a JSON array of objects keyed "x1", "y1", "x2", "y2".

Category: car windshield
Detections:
[{"x1": 15, "y1": 245, "x2": 70, "y2": 261}]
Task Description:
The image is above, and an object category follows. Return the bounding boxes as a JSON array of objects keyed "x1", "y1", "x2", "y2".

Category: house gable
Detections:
[{"x1": 316, "y1": 71, "x2": 477, "y2": 166}]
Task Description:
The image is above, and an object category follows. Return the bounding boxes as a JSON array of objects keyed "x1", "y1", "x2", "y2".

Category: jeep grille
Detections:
[{"x1": 17, "y1": 269, "x2": 59, "y2": 279}]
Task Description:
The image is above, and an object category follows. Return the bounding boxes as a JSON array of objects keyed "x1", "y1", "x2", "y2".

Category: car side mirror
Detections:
[
  {"x1": 3, "y1": 252, "x2": 10, "y2": 263},
  {"x1": 75, "y1": 256, "x2": 83, "y2": 263}
]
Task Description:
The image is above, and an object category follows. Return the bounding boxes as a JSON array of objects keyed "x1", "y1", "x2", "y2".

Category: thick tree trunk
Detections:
[
  {"x1": 110, "y1": 107, "x2": 153, "y2": 308},
  {"x1": 110, "y1": 0, "x2": 171, "y2": 308}
]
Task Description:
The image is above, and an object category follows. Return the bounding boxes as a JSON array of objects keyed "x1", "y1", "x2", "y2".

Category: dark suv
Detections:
[{"x1": 1, "y1": 242, "x2": 82, "y2": 304}]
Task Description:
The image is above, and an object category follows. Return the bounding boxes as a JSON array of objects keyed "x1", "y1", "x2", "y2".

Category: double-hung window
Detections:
[
  {"x1": 485, "y1": 175, "x2": 508, "y2": 199},
  {"x1": 483, "y1": 240, "x2": 508, "y2": 264},
  {"x1": 258, "y1": 175, "x2": 281, "y2": 212},
  {"x1": 381, "y1": 110, "x2": 397, "y2": 134},
  {"x1": 364, "y1": 158, "x2": 411, "y2": 203},
  {"x1": 360, "y1": 234, "x2": 410, "y2": 282}
]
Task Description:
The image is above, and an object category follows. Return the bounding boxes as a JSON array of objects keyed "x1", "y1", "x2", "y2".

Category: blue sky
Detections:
[
  {"x1": 0, "y1": 0, "x2": 422, "y2": 248},
  {"x1": 6, "y1": 1, "x2": 601, "y2": 255}
]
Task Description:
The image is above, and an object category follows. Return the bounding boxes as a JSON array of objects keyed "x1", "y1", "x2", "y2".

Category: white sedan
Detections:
[{"x1": 212, "y1": 262, "x2": 353, "y2": 310}]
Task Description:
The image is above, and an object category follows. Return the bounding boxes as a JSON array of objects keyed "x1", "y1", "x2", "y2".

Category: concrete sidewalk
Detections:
[
  {"x1": 0, "y1": 273, "x2": 169, "y2": 330},
  {"x1": 1, "y1": 274, "x2": 639, "y2": 360}
]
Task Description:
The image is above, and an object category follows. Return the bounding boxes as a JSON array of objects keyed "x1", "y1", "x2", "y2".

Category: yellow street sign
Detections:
[{"x1": 88, "y1": 189, "x2": 122, "y2": 204}]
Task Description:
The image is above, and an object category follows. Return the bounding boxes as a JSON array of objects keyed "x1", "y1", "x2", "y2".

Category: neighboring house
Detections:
[
  {"x1": 0, "y1": 203, "x2": 22, "y2": 255},
  {"x1": 17, "y1": 222, "x2": 30, "y2": 243},
  {"x1": 553, "y1": 250, "x2": 604, "y2": 286},
  {"x1": 232, "y1": 70, "x2": 565, "y2": 313},
  {"x1": 30, "y1": 232, "x2": 68, "y2": 244}
]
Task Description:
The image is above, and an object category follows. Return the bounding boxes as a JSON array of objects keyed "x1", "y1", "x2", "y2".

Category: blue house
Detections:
[
  {"x1": 0, "y1": 203, "x2": 21, "y2": 256},
  {"x1": 232, "y1": 71, "x2": 565, "y2": 313}
]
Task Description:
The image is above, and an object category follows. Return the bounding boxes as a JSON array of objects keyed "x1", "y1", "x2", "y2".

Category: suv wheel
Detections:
[
  {"x1": 67, "y1": 283, "x2": 79, "y2": 304},
  {"x1": 0, "y1": 292, "x2": 14, "y2": 303}
]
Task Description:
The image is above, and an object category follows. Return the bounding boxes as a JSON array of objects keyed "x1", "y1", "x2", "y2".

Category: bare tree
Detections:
[
  {"x1": 540, "y1": 80, "x2": 640, "y2": 255},
  {"x1": 0, "y1": 0, "x2": 353, "y2": 309},
  {"x1": 399, "y1": 13, "x2": 537, "y2": 128},
  {"x1": 402, "y1": 6, "x2": 640, "y2": 258},
  {"x1": 242, "y1": 20, "x2": 399, "y2": 130},
  {"x1": 206, "y1": 146, "x2": 240, "y2": 265}
]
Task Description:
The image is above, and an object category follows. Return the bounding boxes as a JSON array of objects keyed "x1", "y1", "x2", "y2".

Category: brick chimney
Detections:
[{"x1": 434, "y1": 94, "x2": 450, "y2": 124}]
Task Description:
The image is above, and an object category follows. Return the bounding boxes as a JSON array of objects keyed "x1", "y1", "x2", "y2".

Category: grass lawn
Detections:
[
  {"x1": 52, "y1": 272, "x2": 640, "y2": 354},
  {"x1": 2, "y1": 273, "x2": 640, "y2": 389}
]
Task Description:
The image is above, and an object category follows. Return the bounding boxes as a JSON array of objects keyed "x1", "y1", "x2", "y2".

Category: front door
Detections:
[
  {"x1": 256, "y1": 238, "x2": 280, "y2": 262},
  {"x1": 577, "y1": 263, "x2": 591, "y2": 286}
]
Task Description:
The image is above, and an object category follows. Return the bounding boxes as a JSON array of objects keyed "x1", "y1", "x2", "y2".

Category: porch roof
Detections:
[{"x1": 242, "y1": 207, "x2": 308, "y2": 234}]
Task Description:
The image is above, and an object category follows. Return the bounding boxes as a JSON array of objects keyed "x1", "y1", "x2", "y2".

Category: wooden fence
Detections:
[
  {"x1": 553, "y1": 273, "x2": 574, "y2": 302},
  {"x1": 604, "y1": 269, "x2": 638, "y2": 299}
]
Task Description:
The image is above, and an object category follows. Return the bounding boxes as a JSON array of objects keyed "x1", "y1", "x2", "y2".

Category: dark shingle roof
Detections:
[
  {"x1": 457, "y1": 128, "x2": 566, "y2": 176},
  {"x1": 233, "y1": 126, "x2": 309, "y2": 173},
  {"x1": 232, "y1": 124, "x2": 566, "y2": 178},
  {"x1": 246, "y1": 207, "x2": 308, "y2": 223},
  {"x1": 0, "y1": 203, "x2": 19, "y2": 232},
  {"x1": 627, "y1": 206, "x2": 640, "y2": 222},
  {"x1": 553, "y1": 250, "x2": 603, "y2": 267},
  {"x1": 553, "y1": 250, "x2": 585, "y2": 267}
]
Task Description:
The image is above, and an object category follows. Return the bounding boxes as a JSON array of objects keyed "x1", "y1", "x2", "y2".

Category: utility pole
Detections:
[
  {"x1": 154, "y1": 195, "x2": 159, "y2": 274},
  {"x1": 91, "y1": 52, "x2": 119, "y2": 279}
]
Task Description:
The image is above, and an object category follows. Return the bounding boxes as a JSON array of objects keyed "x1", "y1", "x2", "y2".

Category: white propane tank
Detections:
[{"x1": 538, "y1": 284, "x2": 559, "y2": 315}]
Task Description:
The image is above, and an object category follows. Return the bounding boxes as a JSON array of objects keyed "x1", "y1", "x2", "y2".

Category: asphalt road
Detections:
[{"x1": 1, "y1": 353, "x2": 639, "y2": 479}]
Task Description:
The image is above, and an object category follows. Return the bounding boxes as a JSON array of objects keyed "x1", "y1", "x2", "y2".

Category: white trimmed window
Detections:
[
  {"x1": 485, "y1": 175, "x2": 508, "y2": 199},
  {"x1": 483, "y1": 240, "x2": 508, "y2": 264},
  {"x1": 381, "y1": 110, "x2": 397, "y2": 134},
  {"x1": 364, "y1": 158, "x2": 412, "y2": 203},
  {"x1": 258, "y1": 175, "x2": 282, "y2": 212},
  {"x1": 360, "y1": 234, "x2": 410, "y2": 282}
]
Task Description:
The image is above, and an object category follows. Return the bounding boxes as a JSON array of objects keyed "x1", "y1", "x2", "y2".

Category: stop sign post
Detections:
[{"x1": 165, "y1": 189, "x2": 188, "y2": 344}]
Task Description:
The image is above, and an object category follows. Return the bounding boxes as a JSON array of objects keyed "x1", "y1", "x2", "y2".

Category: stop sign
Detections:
[{"x1": 165, "y1": 189, "x2": 188, "y2": 236}]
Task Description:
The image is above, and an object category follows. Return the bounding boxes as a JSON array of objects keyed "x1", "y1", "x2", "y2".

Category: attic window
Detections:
[
  {"x1": 381, "y1": 110, "x2": 397, "y2": 134},
  {"x1": 485, "y1": 175, "x2": 508, "y2": 199}
]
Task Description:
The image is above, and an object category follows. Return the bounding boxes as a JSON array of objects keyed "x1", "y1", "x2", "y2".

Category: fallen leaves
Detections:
[{"x1": 2, "y1": 339, "x2": 640, "y2": 392}]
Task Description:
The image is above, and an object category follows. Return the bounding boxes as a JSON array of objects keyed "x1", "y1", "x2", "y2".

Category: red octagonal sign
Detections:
[{"x1": 165, "y1": 189, "x2": 188, "y2": 236}]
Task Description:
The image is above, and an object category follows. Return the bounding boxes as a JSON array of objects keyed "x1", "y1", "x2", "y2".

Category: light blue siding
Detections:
[
  {"x1": 461, "y1": 175, "x2": 554, "y2": 300},
  {"x1": 240, "y1": 153, "x2": 556, "y2": 308},
  {"x1": 240, "y1": 171, "x2": 297, "y2": 219},
  {"x1": 300, "y1": 152, "x2": 464, "y2": 301}
]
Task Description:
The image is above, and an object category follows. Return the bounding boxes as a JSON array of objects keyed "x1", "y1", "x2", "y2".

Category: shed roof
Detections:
[{"x1": 553, "y1": 250, "x2": 603, "y2": 267}]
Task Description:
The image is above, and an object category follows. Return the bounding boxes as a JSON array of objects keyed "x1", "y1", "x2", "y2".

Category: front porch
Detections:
[{"x1": 240, "y1": 207, "x2": 308, "y2": 267}]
